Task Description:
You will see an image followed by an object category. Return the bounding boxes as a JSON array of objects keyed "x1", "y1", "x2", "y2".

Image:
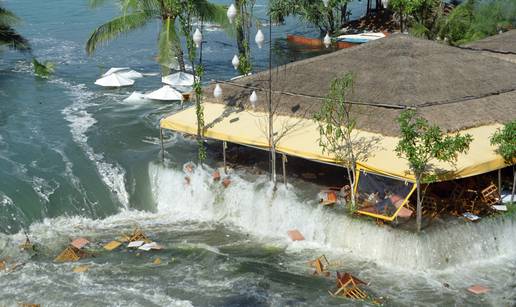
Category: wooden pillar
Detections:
[
  {"x1": 416, "y1": 179, "x2": 422, "y2": 233},
  {"x1": 160, "y1": 128, "x2": 165, "y2": 162},
  {"x1": 498, "y1": 168, "x2": 502, "y2": 196},
  {"x1": 223, "y1": 141, "x2": 227, "y2": 174},
  {"x1": 282, "y1": 154, "x2": 287, "y2": 186}
]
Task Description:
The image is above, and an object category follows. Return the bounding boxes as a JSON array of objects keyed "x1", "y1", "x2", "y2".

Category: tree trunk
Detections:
[
  {"x1": 400, "y1": 7, "x2": 404, "y2": 32},
  {"x1": 511, "y1": 166, "x2": 515, "y2": 203},
  {"x1": 367, "y1": 0, "x2": 371, "y2": 16},
  {"x1": 176, "y1": 45, "x2": 186, "y2": 72},
  {"x1": 236, "y1": 0, "x2": 246, "y2": 56},
  {"x1": 416, "y1": 175, "x2": 422, "y2": 232}
]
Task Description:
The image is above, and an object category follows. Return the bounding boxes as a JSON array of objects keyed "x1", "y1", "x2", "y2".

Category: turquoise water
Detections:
[{"x1": 1, "y1": 1, "x2": 515, "y2": 306}]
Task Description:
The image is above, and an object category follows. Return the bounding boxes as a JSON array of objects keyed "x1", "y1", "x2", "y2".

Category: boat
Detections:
[{"x1": 337, "y1": 32, "x2": 386, "y2": 44}]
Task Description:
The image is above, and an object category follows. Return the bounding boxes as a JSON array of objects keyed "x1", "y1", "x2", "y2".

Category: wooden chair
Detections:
[
  {"x1": 308, "y1": 255, "x2": 330, "y2": 276},
  {"x1": 481, "y1": 184, "x2": 500, "y2": 206},
  {"x1": 329, "y1": 272, "x2": 368, "y2": 300}
]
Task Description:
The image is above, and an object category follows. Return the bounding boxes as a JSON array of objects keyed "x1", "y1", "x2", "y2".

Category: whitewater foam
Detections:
[
  {"x1": 148, "y1": 162, "x2": 516, "y2": 271},
  {"x1": 54, "y1": 79, "x2": 130, "y2": 209}
]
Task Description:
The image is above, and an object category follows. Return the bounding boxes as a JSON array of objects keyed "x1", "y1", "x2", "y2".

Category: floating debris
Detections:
[
  {"x1": 139, "y1": 242, "x2": 163, "y2": 251},
  {"x1": 212, "y1": 171, "x2": 221, "y2": 181},
  {"x1": 468, "y1": 284, "x2": 490, "y2": 294},
  {"x1": 308, "y1": 255, "x2": 330, "y2": 276},
  {"x1": 55, "y1": 238, "x2": 92, "y2": 262},
  {"x1": 222, "y1": 177, "x2": 231, "y2": 188},
  {"x1": 492, "y1": 205, "x2": 507, "y2": 211},
  {"x1": 72, "y1": 265, "x2": 90, "y2": 273},
  {"x1": 287, "y1": 229, "x2": 305, "y2": 241},
  {"x1": 128, "y1": 240, "x2": 145, "y2": 248},
  {"x1": 153, "y1": 258, "x2": 162, "y2": 265},
  {"x1": 70, "y1": 237, "x2": 90, "y2": 249},
  {"x1": 329, "y1": 272, "x2": 368, "y2": 300},
  {"x1": 463, "y1": 213, "x2": 480, "y2": 221},
  {"x1": 19, "y1": 233, "x2": 35, "y2": 252},
  {"x1": 103, "y1": 240, "x2": 122, "y2": 251},
  {"x1": 0, "y1": 259, "x2": 6, "y2": 271},
  {"x1": 17, "y1": 302, "x2": 40, "y2": 307},
  {"x1": 128, "y1": 227, "x2": 150, "y2": 243}
]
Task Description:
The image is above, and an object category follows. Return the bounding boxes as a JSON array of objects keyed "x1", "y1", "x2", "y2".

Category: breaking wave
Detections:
[{"x1": 148, "y1": 162, "x2": 516, "y2": 271}]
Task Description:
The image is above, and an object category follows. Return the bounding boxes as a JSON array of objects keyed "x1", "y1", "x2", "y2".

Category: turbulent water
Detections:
[{"x1": 0, "y1": 0, "x2": 515, "y2": 306}]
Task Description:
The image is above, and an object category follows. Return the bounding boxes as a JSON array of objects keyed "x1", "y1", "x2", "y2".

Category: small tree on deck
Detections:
[
  {"x1": 490, "y1": 120, "x2": 516, "y2": 203},
  {"x1": 395, "y1": 110, "x2": 473, "y2": 232},
  {"x1": 314, "y1": 73, "x2": 361, "y2": 211}
]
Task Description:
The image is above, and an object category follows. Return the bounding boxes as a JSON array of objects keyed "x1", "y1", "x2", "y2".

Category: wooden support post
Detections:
[
  {"x1": 223, "y1": 141, "x2": 227, "y2": 174},
  {"x1": 159, "y1": 128, "x2": 165, "y2": 162},
  {"x1": 498, "y1": 168, "x2": 502, "y2": 196},
  {"x1": 282, "y1": 154, "x2": 287, "y2": 186},
  {"x1": 416, "y1": 178, "x2": 422, "y2": 233}
]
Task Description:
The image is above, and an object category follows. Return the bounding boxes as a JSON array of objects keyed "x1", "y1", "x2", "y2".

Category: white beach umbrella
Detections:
[
  {"x1": 95, "y1": 73, "x2": 134, "y2": 87},
  {"x1": 145, "y1": 85, "x2": 183, "y2": 101},
  {"x1": 102, "y1": 67, "x2": 143, "y2": 79},
  {"x1": 161, "y1": 72, "x2": 195, "y2": 87},
  {"x1": 123, "y1": 91, "x2": 148, "y2": 103}
]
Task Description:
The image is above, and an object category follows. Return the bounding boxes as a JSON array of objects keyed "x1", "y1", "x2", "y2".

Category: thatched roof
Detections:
[
  {"x1": 206, "y1": 34, "x2": 516, "y2": 136},
  {"x1": 461, "y1": 30, "x2": 516, "y2": 63}
]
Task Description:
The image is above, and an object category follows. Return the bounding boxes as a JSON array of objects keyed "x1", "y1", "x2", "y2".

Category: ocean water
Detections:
[{"x1": 0, "y1": 1, "x2": 515, "y2": 306}]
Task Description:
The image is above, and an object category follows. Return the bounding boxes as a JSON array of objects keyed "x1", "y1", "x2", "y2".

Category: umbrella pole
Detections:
[
  {"x1": 223, "y1": 141, "x2": 227, "y2": 174},
  {"x1": 282, "y1": 154, "x2": 287, "y2": 186},
  {"x1": 160, "y1": 128, "x2": 165, "y2": 162}
]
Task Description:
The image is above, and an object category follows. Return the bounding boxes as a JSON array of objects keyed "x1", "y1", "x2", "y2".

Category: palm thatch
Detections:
[
  {"x1": 206, "y1": 34, "x2": 516, "y2": 136},
  {"x1": 461, "y1": 30, "x2": 516, "y2": 63}
]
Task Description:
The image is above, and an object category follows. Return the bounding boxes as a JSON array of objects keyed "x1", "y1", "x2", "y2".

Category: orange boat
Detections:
[{"x1": 287, "y1": 34, "x2": 356, "y2": 50}]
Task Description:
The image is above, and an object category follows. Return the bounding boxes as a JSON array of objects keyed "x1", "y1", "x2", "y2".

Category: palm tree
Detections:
[
  {"x1": 86, "y1": 0, "x2": 228, "y2": 72},
  {"x1": 269, "y1": 0, "x2": 350, "y2": 36},
  {"x1": 0, "y1": 5, "x2": 30, "y2": 52}
]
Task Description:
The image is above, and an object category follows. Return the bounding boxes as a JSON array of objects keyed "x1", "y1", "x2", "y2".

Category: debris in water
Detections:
[
  {"x1": 139, "y1": 242, "x2": 163, "y2": 251},
  {"x1": 319, "y1": 190, "x2": 338, "y2": 207},
  {"x1": 329, "y1": 272, "x2": 370, "y2": 301},
  {"x1": 128, "y1": 227, "x2": 150, "y2": 243},
  {"x1": 468, "y1": 284, "x2": 490, "y2": 294},
  {"x1": 73, "y1": 265, "x2": 90, "y2": 273},
  {"x1": 492, "y1": 205, "x2": 507, "y2": 211},
  {"x1": 287, "y1": 229, "x2": 305, "y2": 241},
  {"x1": 153, "y1": 257, "x2": 161, "y2": 265},
  {"x1": 17, "y1": 302, "x2": 40, "y2": 307},
  {"x1": 308, "y1": 255, "x2": 330, "y2": 276},
  {"x1": 0, "y1": 259, "x2": 6, "y2": 271},
  {"x1": 128, "y1": 240, "x2": 145, "y2": 248},
  {"x1": 212, "y1": 171, "x2": 221, "y2": 181},
  {"x1": 55, "y1": 237, "x2": 92, "y2": 262},
  {"x1": 222, "y1": 177, "x2": 231, "y2": 188},
  {"x1": 104, "y1": 240, "x2": 122, "y2": 251},
  {"x1": 70, "y1": 237, "x2": 90, "y2": 249},
  {"x1": 184, "y1": 176, "x2": 191, "y2": 185},
  {"x1": 184, "y1": 163, "x2": 195, "y2": 173},
  {"x1": 19, "y1": 233, "x2": 35, "y2": 251},
  {"x1": 463, "y1": 212, "x2": 480, "y2": 221}
]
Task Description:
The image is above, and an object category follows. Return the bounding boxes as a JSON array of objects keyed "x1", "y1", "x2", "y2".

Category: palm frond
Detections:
[
  {"x1": 86, "y1": 12, "x2": 153, "y2": 55},
  {"x1": 0, "y1": 7, "x2": 20, "y2": 26},
  {"x1": 156, "y1": 17, "x2": 180, "y2": 72},
  {"x1": 0, "y1": 25, "x2": 30, "y2": 51}
]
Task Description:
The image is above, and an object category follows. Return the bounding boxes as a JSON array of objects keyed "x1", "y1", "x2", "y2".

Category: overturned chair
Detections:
[
  {"x1": 329, "y1": 272, "x2": 368, "y2": 300},
  {"x1": 308, "y1": 255, "x2": 330, "y2": 276}
]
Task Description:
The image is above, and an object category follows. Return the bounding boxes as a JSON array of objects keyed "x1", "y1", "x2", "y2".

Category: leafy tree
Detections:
[
  {"x1": 395, "y1": 110, "x2": 473, "y2": 232},
  {"x1": 86, "y1": 0, "x2": 229, "y2": 73},
  {"x1": 0, "y1": 5, "x2": 30, "y2": 52},
  {"x1": 269, "y1": 0, "x2": 350, "y2": 36},
  {"x1": 490, "y1": 120, "x2": 516, "y2": 203},
  {"x1": 314, "y1": 73, "x2": 378, "y2": 211},
  {"x1": 439, "y1": 0, "x2": 516, "y2": 45}
]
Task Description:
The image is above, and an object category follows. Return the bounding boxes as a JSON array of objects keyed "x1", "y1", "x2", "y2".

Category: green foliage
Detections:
[
  {"x1": 32, "y1": 58, "x2": 55, "y2": 77},
  {"x1": 440, "y1": 0, "x2": 516, "y2": 45},
  {"x1": 490, "y1": 120, "x2": 516, "y2": 165},
  {"x1": 86, "y1": 0, "x2": 229, "y2": 72},
  {"x1": 314, "y1": 73, "x2": 355, "y2": 166},
  {"x1": 269, "y1": 0, "x2": 350, "y2": 35},
  {"x1": 0, "y1": 5, "x2": 30, "y2": 51},
  {"x1": 395, "y1": 110, "x2": 473, "y2": 181}
]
